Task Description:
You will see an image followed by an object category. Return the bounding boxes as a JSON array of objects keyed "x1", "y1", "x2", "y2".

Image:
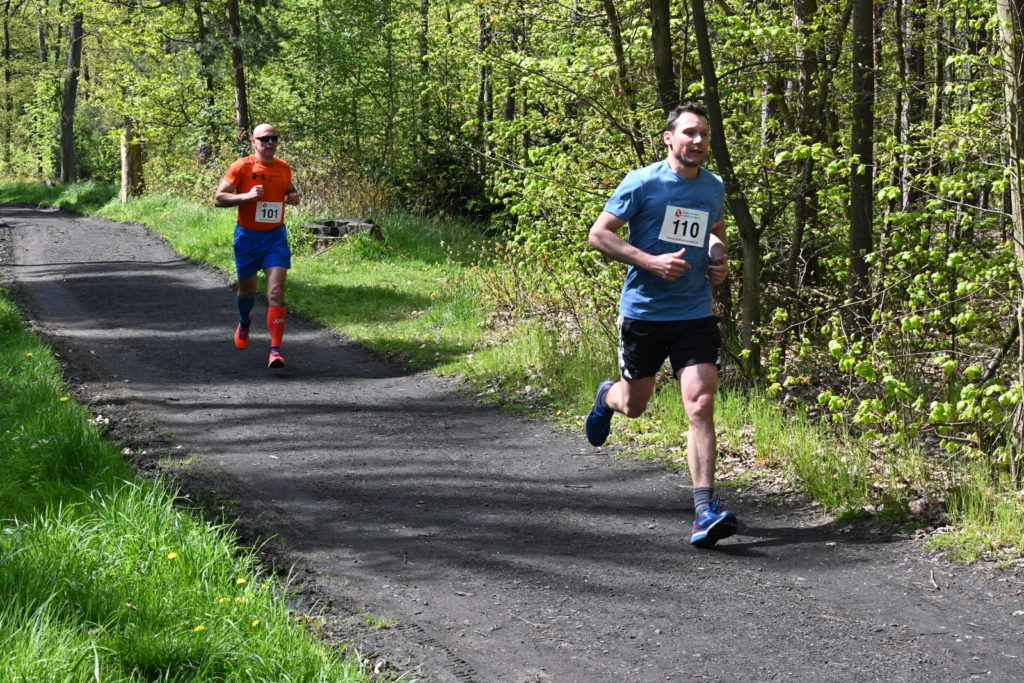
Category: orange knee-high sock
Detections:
[{"x1": 267, "y1": 305, "x2": 286, "y2": 348}]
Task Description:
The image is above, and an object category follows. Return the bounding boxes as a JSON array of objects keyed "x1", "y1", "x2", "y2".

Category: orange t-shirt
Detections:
[{"x1": 223, "y1": 155, "x2": 293, "y2": 231}]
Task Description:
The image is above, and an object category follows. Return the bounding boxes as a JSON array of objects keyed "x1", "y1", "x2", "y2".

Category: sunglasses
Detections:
[{"x1": 255, "y1": 135, "x2": 279, "y2": 142}]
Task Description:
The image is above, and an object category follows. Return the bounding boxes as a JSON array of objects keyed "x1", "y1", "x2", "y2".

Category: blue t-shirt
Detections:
[{"x1": 603, "y1": 160, "x2": 725, "y2": 321}]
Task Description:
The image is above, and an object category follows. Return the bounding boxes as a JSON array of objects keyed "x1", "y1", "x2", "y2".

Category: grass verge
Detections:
[
  {"x1": 0, "y1": 290, "x2": 381, "y2": 680},
  {"x1": 0, "y1": 180, "x2": 117, "y2": 214}
]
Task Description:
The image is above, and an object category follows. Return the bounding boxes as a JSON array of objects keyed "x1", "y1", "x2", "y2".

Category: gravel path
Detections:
[{"x1": 3, "y1": 204, "x2": 1022, "y2": 682}]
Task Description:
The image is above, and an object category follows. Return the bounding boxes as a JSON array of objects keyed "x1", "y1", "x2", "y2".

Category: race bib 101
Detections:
[
  {"x1": 658, "y1": 205, "x2": 709, "y2": 247},
  {"x1": 255, "y1": 201, "x2": 283, "y2": 224}
]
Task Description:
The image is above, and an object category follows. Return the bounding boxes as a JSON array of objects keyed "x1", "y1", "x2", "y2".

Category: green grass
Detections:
[
  {"x1": 0, "y1": 290, "x2": 381, "y2": 680},
  {"x1": 926, "y1": 462, "x2": 1024, "y2": 563},
  {"x1": 0, "y1": 180, "x2": 118, "y2": 214}
]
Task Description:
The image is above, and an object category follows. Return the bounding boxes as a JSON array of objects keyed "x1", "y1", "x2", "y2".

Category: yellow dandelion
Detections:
[
  {"x1": 25, "y1": 352, "x2": 33, "y2": 357},
  {"x1": 235, "y1": 578, "x2": 247, "y2": 585},
  {"x1": 193, "y1": 625, "x2": 206, "y2": 632},
  {"x1": 218, "y1": 597, "x2": 231, "y2": 604},
  {"x1": 166, "y1": 552, "x2": 179, "y2": 560},
  {"x1": 655, "y1": 419, "x2": 663, "y2": 426},
  {"x1": 251, "y1": 619, "x2": 261, "y2": 628},
  {"x1": 235, "y1": 597, "x2": 249, "y2": 604},
  {"x1": 59, "y1": 396, "x2": 69, "y2": 402}
]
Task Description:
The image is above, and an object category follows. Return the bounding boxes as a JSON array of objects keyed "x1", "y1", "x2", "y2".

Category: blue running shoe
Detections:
[
  {"x1": 584, "y1": 380, "x2": 615, "y2": 447},
  {"x1": 690, "y1": 499, "x2": 738, "y2": 548}
]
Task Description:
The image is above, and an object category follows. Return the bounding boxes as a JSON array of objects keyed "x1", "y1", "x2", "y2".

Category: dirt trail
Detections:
[{"x1": 2, "y1": 204, "x2": 1022, "y2": 682}]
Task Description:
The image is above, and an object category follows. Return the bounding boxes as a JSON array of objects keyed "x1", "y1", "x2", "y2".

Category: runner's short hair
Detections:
[{"x1": 664, "y1": 102, "x2": 710, "y2": 132}]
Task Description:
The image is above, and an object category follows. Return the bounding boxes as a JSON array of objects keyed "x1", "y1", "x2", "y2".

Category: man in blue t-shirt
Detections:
[{"x1": 585, "y1": 102, "x2": 738, "y2": 549}]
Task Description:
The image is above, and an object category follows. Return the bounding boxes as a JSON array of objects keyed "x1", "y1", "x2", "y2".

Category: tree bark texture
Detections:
[
  {"x1": 848, "y1": 0, "x2": 874, "y2": 310},
  {"x1": 227, "y1": 0, "x2": 250, "y2": 151},
  {"x1": 120, "y1": 119, "x2": 144, "y2": 203},
  {"x1": 193, "y1": 0, "x2": 217, "y2": 163},
  {"x1": 602, "y1": 0, "x2": 646, "y2": 164},
  {"x1": 690, "y1": 0, "x2": 762, "y2": 376},
  {"x1": 58, "y1": 12, "x2": 83, "y2": 184},
  {"x1": 649, "y1": 0, "x2": 676, "y2": 113},
  {"x1": 996, "y1": 0, "x2": 1024, "y2": 483},
  {"x1": 3, "y1": 1, "x2": 13, "y2": 169},
  {"x1": 786, "y1": 0, "x2": 821, "y2": 293}
]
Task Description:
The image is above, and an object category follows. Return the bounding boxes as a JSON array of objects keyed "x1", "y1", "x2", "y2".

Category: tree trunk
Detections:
[
  {"x1": 382, "y1": 0, "x2": 396, "y2": 160},
  {"x1": 226, "y1": 0, "x2": 250, "y2": 151},
  {"x1": 2, "y1": 1, "x2": 13, "y2": 170},
  {"x1": 649, "y1": 0, "x2": 676, "y2": 112},
  {"x1": 418, "y1": 0, "x2": 430, "y2": 142},
  {"x1": 120, "y1": 118, "x2": 144, "y2": 203},
  {"x1": 996, "y1": 0, "x2": 1024, "y2": 484},
  {"x1": 848, "y1": 0, "x2": 874, "y2": 312},
  {"x1": 786, "y1": 0, "x2": 820, "y2": 293},
  {"x1": 194, "y1": 0, "x2": 217, "y2": 163},
  {"x1": 932, "y1": 13, "x2": 946, "y2": 130},
  {"x1": 34, "y1": 2, "x2": 48, "y2": 175},
  {"x1": 476, "y1": 7, "x2": 492, "y2": 173},
  {"x1": 35, "y1": 2, "x2": 46, "y2": 63},
  {"x1": 691, "y1": 0, "x2": 762, "y2": 377},
  {"x1": 903, "y1": 0, "x2": 926, "y2": 210},
  {"x1": 58, "y1": 12, "x2": 83, "y2": 184},
  {"x1": 602, "y1": 0, "x2": 646, "y2": 164}
]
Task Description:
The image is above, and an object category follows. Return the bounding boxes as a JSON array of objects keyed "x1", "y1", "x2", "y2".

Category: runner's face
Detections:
[
  {"x1": 252, "y1": 126, "x2": 279, "y2": 159},
  {"x1": 663, "y1": 113, "x2": 709, "y2": 168}
]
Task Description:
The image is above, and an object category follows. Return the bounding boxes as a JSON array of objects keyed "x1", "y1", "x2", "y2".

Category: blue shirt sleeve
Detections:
[{"x1": 603, "y1": 170, "x2": 645, "y2": 222}]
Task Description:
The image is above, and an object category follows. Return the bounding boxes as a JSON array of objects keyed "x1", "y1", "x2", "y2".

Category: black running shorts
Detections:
[{"x1": 617, "y1": 316, "x2": 721, "y2": 380}]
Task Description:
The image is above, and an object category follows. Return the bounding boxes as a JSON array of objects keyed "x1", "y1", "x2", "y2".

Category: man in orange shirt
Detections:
[{"x1": 214, "y1": 123, "x2": 299, "y2": 368}]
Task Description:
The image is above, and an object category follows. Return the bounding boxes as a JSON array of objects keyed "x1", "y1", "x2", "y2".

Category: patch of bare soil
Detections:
[{"x1": 2, "y1": 205, "x2": 1022, "y2": 682}]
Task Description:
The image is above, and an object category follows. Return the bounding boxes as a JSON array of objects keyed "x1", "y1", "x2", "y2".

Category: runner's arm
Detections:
[
  {"x1": 214, "y1": 179, "x2": 262, "y2": 207},
  {"x1": 588, "y1": 211, "x2": 691, "y2": 282},
  {"x1": 707, "y1": 219, "x2": 729, "y2": 284}
]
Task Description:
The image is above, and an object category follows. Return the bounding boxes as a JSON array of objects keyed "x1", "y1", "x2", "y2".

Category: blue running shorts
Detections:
[{"x1": 233, "y1": 224, "x2": 291, "y2": 279}]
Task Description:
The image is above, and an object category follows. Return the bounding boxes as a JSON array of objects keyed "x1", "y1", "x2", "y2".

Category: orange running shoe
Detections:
[
  {"x1": 234, "y1": 322, "x2": 251, "y2": 349},
  {"x1": 268, "y1": 347, "x2": 286, "y2": 368}
]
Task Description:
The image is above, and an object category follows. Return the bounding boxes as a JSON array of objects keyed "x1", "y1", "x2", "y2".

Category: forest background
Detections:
[{"x1": 2, "y1": 0, "x2": 1024, "y2": 560}]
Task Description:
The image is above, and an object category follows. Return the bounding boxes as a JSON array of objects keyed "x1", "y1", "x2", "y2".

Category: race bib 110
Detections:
[{"x1": 658, "y1": 205, "x2": 709, "y2": 247}]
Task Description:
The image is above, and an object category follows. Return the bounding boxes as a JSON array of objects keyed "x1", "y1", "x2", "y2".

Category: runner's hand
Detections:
[
  {"x1": 708, "y1": 256, "x2": 729, "y2": 285},
  {"x1": 248, "y1": 184, "x2": 264, "y2": 201},
  {"x1": 647, "y1": 248, "x2": 690, "y2": 281}
]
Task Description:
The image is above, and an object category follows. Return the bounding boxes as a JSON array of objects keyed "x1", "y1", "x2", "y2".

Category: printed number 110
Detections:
[{"x1": 672, "y1": 220, "x2": 700, "y2": 239}]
